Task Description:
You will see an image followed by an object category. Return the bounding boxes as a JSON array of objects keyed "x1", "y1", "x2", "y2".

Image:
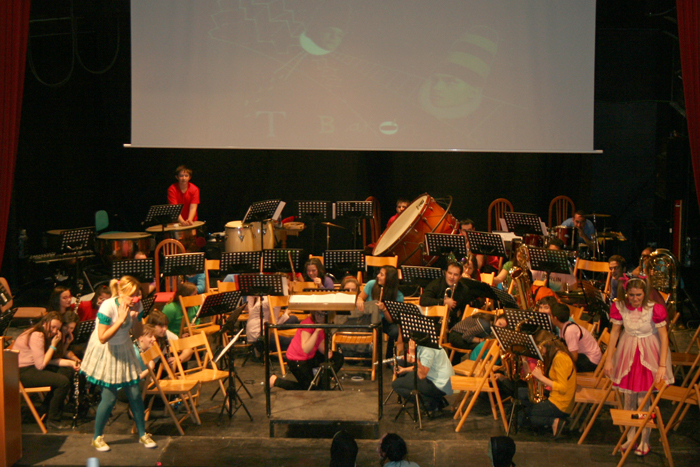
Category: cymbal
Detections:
[
  {"x1": 321, "y1": 222, "x2": 346, "y2": 229},
  {"x1": 585, "y1": 213, "x2": 611, "y2": 218}
]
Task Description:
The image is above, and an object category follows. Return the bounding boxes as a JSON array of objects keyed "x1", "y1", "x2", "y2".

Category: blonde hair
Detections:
[
  {"x1": 140, "y1": 324, "x2": 156, "y2": 337},
  {"x1": 110, "y1": 276, "x2": 141, "y2": 299}
]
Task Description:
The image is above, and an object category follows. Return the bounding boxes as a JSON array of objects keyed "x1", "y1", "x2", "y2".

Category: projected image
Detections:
[{"x1": 131, "y1": 0, "x2": 596, "y2": 152}]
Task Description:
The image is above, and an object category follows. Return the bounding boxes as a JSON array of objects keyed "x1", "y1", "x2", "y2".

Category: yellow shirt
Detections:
[{"x1": 548, "y1": 352, "x2": 576, "y2": 414}]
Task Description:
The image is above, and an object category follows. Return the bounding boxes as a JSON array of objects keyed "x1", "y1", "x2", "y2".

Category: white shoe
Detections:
[
  {"x1": 92, "y1": 436, "x2": 110, "y2": 452},
  {"x1": 139, "y1": 433, "x2": 157, "y2": 449}
]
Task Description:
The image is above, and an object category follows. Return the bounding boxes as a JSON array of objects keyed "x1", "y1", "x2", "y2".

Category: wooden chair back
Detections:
[
  {"x1": 204, "y1": 259, "x2": 220, "y2": 293},
  {"x1": 217, "y1": 280, "x2": 238, "y2": 292},
  {"x1": 178, "y1": 293, "x2": 210, "y2": 337},
  {"x1": 154, "y1": 239, "x2": 186, "y2": 292},
  {"x1": 548, "y1": 195, "x2": 575, "y2": 228},
  {"x1": 487, "y1": 198, "x2": 513, "y2": 232},
  {"x1": 362, "y1": 255, "x2": 399, "y2": 283},
  {"x1": 1, "y1": 277, "x2": 46, "y2": 320},
  {"x1": 573, "y1": 259, "x2": 612, "y2": 297}
]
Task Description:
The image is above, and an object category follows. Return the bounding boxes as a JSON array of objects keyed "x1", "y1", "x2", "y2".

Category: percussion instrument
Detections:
[
  {"x1": 146, "y1": 221, "x2": 206, "y2": 252},
  {"x1": 522, "y1": 234, "x2": 543, "y2": 247},
  {"x1": 224, "y1": 220, "x2": 275, "y2": 252},
  {"x1": 552, "y1": 225, "x2": 574, "y2": 250},
  {"x1": 373, "y1": 194, "x2": 458, "y2": 266},
  {"x1": 97, "y1": 232, "x2": 154, "y2": 262}
]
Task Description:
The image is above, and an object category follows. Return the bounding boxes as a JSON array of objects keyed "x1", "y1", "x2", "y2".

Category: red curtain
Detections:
[
  {"x1": 677, "y1": 0, "x2": 700, "y2": 213},
  {"x1": 0, "y1": 1, "x2": 31, "y2": 268}
]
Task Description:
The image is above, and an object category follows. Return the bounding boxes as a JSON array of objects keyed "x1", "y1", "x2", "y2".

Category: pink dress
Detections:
[{"x1": 609, "y1": 301, "x2": 674, "y2": 393}]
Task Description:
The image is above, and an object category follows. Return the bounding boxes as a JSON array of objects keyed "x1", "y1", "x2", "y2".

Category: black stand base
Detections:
[{"x1": 218, "y1": 347, "x2": 253, "y2": 424}]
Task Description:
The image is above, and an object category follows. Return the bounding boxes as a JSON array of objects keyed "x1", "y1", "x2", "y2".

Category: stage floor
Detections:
[{"x1": 12, "y1": 342, "x2": 700, "y2": 467}]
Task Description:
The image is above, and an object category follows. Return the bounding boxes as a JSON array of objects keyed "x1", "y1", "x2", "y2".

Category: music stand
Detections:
[
  {"x1": 162, "y1": 252, "x2": 206, "y2": 277},
  {"x1": 220, "y1": 251, "x2": 261, "y2": 275},
  {"x1": 527, "y1": 246, "x2": 571, "y2": 289},
  {"x1": 262, "y1": 249, "x2": 303, "y2": 273},
  {"x1": 424, "y1": 233, "x2": 468, "y2": 261},
  {"x1": 73, "y1": 319, "x2": 96, "y2": 345},
  {"x1": 492, "y1": 325, "x2": 544, "y2": 434},
  {"x1": 111, "y1": 258, "x2": 155, "y2": 284},
  {"x1": 503, "y1": 212, "x2": 543, "y2": 237},
  {"x1": 465, "y1": 231, "x2": 508, "y2": 258},
  {"x1": 336, "y1": 201, "x2": 374, "y2": 249},
  {"x1": 140, "y1": 292, "x2": 157, "y2": 318},
  {"x1": 579, "y1": 280, "x2": 608, "y2": 322},
  {"x1": 387, "y1": 301, "x2": 442, "y2": 429},
  {"x1": 243, "y1": 200, "x2": 286, "y2": 252},
  {"x1": 323, "y1": 250, "x2": 365, "y2": 281},
  {"x1": 59, "y1": 227, "x2": 94, "y2": 252},
  {"x1": 238, "y1": 274, "x2": 288, "y2": 356},
  {"x1": 400, "y1": 266, "x2": 443, "y2": 288},
  {"x1": 459, "y1": 278, "x2": 520, "y2": 309},
  {"x1": 297, "y1": 201, "x2": 333, "y2": 255},
  {"x1": 503, "y1": 308, "x2": 553, "y2": 334},
  {"x1": 143, "y1": 204, "x2": 182, "y2": 229},
  {"x1": 201, "y1": 292, "x2": 252, "y2": 422}
]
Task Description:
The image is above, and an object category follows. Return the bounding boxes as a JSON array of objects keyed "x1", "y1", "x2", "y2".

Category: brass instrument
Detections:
[
  {"x1": 646, "y1": 248, "x2": 680, "y2": 318},
  {"x1": 508, "y1": 245, "x2": 534, "y2": 310},
  {"x1": 522, "y1": 358, "x2": 547, "y2": 404}
]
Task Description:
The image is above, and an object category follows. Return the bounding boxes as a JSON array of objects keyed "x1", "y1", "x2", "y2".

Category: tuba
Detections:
[{"x1": 646, "y1": 248, "x2": 680, "y2": 317}]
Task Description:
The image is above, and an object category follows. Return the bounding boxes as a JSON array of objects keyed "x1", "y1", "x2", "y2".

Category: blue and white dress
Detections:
[{"x1": 80, "y1": 297, "x2": 143, "y2": 388}]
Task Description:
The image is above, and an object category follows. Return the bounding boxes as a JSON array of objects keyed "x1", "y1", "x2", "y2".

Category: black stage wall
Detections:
[{"x1": 3, "y1": 1, "x2": 694, "y2": 287}]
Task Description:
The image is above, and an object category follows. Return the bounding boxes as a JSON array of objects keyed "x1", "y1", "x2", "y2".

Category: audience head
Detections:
[
  {"x1": 48, "y1": 286, "x2": 72, "y2": 314},
  {"x1": 329, "y1": 430, "x2": 358, "y2": 467},
  {"x1": 378, "y1": 433, "x2": 409, "y2": 464},
  {"x1": 489, "y1": 436, "x2": 516, "y2": 467}
]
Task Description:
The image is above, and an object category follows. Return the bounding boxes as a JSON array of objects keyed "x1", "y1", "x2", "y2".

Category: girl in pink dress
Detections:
[{"x1": 604, "y1": 277, "x2": 673, "y2": 457}]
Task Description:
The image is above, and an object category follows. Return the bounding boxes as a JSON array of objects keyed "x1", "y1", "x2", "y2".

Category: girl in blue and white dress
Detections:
[{"x1": 80, "y1": 276, "x2": 156, "y2": 452}]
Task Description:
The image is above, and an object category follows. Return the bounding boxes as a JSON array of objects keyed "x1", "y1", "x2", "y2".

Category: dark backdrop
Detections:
[{"x1": 3, "y1": 0, "x2": 696, "y2": 288}]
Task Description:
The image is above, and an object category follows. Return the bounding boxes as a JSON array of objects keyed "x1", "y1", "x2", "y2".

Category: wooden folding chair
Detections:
[
  {"x1": 610, "y1": 381, "x2": 673, "y2": 467},
  {"x1": 361, "y1": 255, "x2": 399, "y2": 283},
  {"x1": 571, "y1": 377, "x2": 621, "y2": 444},
  {"x1": 487, "y1": 198, "x2": 513, "y2": 233},
  {"x1": 331, "y1": 327, "x2": 379, "y2": 381},
  {"x1": 452, "y1": 338, "x2": 496, "y2": 377},
  {"x1": 439, "y1": 305, "x2": 486, "y2": 361},
  {"x1": 169, "y1": 332, "x2": 230, "y2": 412},
  {"x1": 1, "y1": 277, "x2": 46, "y2": 322},
  {"x1": 576, "y1": 328, "x2": 610, "y2": 389},
  {"x1": 179, "y1": 293, "x2": 220, "y2": 337},
  {"x1": 154, "y1": 239, "x2": 186, "y2": 294},
  {"x1": 19, "y1": 382, "x2": 51, "y2": 434},
  {"x1": 573, "y1": 259, "x2": 611, "y2": 297},
  {"x1": 671, "y1": 325, "x2": 699, "y2": 387},
  {"x1": 662, "y1": 350, "x2": 700, "y2": 434},
  {"x1": 267, "y1": 295, "x2": 294, "y2": 376},
  {"x1": 140, "y1": 342, "x2": 201, "y2": 435},
  {"x1": 204, "y1": 259, "x2": 220, "y2": 293},
  {"x1": 451, "y1": 341, "x2": 508, "y2": 432}
]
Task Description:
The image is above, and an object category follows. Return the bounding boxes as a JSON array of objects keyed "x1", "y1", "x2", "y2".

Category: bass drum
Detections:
[
  {"x1": 373, "y1": 194, "x2": 457, "y2": 266},
  {"x1": 146, "y1": 221, "x2": 207, "y2": 252},
  {"x1": 553, "y1": 225, "x2": 575, "y2": 250},
  {"x1": 97, "y1": 232, "x2": 154, "y2": 263}
]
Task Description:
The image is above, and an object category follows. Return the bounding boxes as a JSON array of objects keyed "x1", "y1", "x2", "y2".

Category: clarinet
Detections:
[{"x1": 71, "y1": 293, "x2": 81, "y2": 429}]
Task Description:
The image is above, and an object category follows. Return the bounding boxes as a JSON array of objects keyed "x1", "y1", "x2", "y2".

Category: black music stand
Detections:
[
  {"x1": 503, "y1": 212, "x2": 543, "y2": 237},
  {"x1": 143, "y1": 204, "x2": 182, "y2": 229},
  {"x1": 465, "y1": 231, "x2": 508, "y2": 258},
  {"x1": 297, "y1": 201, "x2": 333, "y2": 255},
  {"x1": 503, "y1": 308, "x2": 554, "y2": 334},
  {"x1": 400, "y1": 266, "x2": 443, "y2": 289},
  {"x1": 220, "y1": 251, "x2": 262, "y2": 275},
  {"x1": 162, "y1": 252, "x2": 206, "y2": 277},
  {"x1": 243, "y1": 200, "x2": 286, "y2": 252},
  {"x1": 140, "y1": 292, "x2": 157, "y2": 318},
  {"x1": 73, "y1": 319, "x2": 96, "y2": 345},
  {"x1": 111, "y1": 258, "x2": 155, "y2": 284},
  {"x1": 527, "y1": 246, "x2": 571, "y2": 289},
  {"x1": 425, "y1": 233, "x2": 468, "y2": 262},
  {"x1": 492, "y1": 325, "x2": 544, "y2": 435},
  {"x1": 262, "y1": 249, "x2": 303, "y2": 274},
  {"x1": 323, "y1": 250, "x2": 365, "y2": 281},
  {"x1": 238, "y1": 274, "x2": 288, "y2": 361},
  {"x1": 336, "y1": 201, "x2": 374, "y2": 249},
  {"x1": 387, "y1": 301, "x2": 442, "y2": 429},
  {"x1": 59, "y1": 227, "x2": 94, "y2": 252},
  {"x1": 459, "y1": 277, "x2": 520, "y2": 309},
  {"x1": 579, "y1": 280, "x2": 608, "y2": 324}
]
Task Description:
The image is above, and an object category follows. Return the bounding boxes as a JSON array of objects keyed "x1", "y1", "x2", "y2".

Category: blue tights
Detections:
[{"x1": 94, "y1": 384, "x2": 146, "y2": 438}]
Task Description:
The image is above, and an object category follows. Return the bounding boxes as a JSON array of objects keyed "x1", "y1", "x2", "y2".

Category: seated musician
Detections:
[
  {"x1": 246, "y1": 295, "x2": 299, "y2": 357},
  {"x1": 356, "y1": 265, "x2": 404, "y2": 359},
  {"x1": 518, "y1": 331, "x2": 576, "y2": 435},
  {"x1": 447, "y1": 312, "x2": 494, "y2": 355},
  {"x1": 631, "y1": 247, "x2": 652, "y2": 277},
  {"x1": 550, "y1": 303, "x2": 601, "y2": 373},
  {"x1": 303, "y1": 258, "x2": 335, "y2": 289},
  {"x1": 420, "y1": 261, "x2": 479, "y2": 329},
  {"x1": 133, "y1": 251, "x2": 157, "y2": 296},
  {"x1": 77, "y1": 284, "x2": 110, "y2": 322},
  {"x1": 458, "y1": 220, "x2": 499, "y2": 274},
  {"x1": 462, "y1": 254, "x2": 481, "y2": 281},
  {"x1": 392, "y1": 338, "x2": 455, "y2": 415},
  {"x1": 530, "y1": 240, "x2": 577, "y2": 292},
  {"x1": 269, "y1": 309, "x2": 343, "y2": 390},
  {"x1": 333, "y1": 277, "x2": 372, "y2": 358},
  {"x1": 162, "y1": 282, "x2": 198, "y2": 336},
  {"x1": 493, "y1": 244, "x2": 529, "y2": 288},
  {"x1": 608, "y1": 254, "x2": 627, "y2": 300},
  {"x1": 167, "y1": 164, "x2": 199, "y2": 226},
  {"x1": 47, "y1": 286, "x2": 73, "y2": 317},
  {"x1": 146, "y1": 310, "x2": 193, "y2": 370},
  {"x1": 386, "y1": 198, "x2": 410, "y2": 229},
  {"x1": 561, "y1": 210, "x2": 595, "y2": 251}
]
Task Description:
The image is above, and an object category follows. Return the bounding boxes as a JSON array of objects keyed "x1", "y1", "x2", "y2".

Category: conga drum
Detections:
[
  {"x1": 146, "y1": 221, "x2": 206, "y2": 252},
  {"x1": 225, "y1": 221, "x2": 255, "y2": 252},
  {"x1": 373, "y1": 194, "x2": 458, "y2": 266},
  {"x1": 97, "y1": 232, "x2": 154, "y2": 262}
]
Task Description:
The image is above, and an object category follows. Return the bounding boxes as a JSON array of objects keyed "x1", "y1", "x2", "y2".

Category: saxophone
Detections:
[
  {"x1": 508, "y1": 245, "x2": 534, "y2": 311},
  {"x1": 522, "y1": 358, "x2": 547, "y2": 403}
]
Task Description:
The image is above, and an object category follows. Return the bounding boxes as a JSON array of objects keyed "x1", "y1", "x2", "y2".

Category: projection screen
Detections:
[{"x1": 130, "y1": 0, "x2": 596, "y2": 152}]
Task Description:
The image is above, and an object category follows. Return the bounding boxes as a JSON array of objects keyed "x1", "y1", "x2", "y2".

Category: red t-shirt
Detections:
[
  {"x1": 167, "y1": 182, "x2": 200, "y2": 221},
  {"x1": 77, "y1": 300, "x2": 97, "y2": 322}
]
